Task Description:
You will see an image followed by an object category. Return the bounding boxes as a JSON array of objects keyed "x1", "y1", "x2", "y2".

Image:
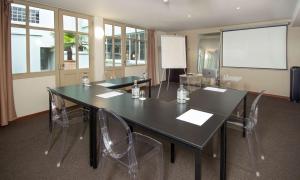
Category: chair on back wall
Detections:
[
  {"x1": 98, "y1": 108, "x2": 164, "y2": 180},
  {"x1": 213, "y1": 90, "x2": 266, "y2": 177},
  {"x1": 45, "y1": 87, "x2": 89, "y2": 167}
]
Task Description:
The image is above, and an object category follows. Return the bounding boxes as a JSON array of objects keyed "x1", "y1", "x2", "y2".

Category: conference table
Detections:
[{"x1": 49, "y1": 76, "x2": 247, "y2": 180}]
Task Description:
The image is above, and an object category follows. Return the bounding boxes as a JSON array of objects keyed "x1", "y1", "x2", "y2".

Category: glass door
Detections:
[{"x1": 58, "y1": 10, "x2": 93, "y2": 86}]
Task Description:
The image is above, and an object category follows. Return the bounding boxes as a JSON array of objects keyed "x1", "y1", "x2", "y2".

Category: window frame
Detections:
[
  {"x1": 103, "y1": 19, "x2": 147, "y2": 69},
  {"x1": 125, "y1": 27, "x2": 147, "y2": 66},
  {"x1": 11, "y1": 1, "x2": 58, "y2": 80},
  {"x1": 60, "y1": 11, "x2": 92, "y2": 71}
]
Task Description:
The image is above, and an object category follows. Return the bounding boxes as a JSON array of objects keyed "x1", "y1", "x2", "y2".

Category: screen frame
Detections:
[{"x1": 221, "y1": 25, "x2": 288, "y2": 70}]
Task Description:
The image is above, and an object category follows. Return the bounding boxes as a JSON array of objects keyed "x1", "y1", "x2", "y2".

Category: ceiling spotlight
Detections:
[
  {"x1": 163, "y1": 0, "x2": 169, "y2": 3},
  {"x1": 236, "y1": 7, "x2": 241, "y2": 10}
]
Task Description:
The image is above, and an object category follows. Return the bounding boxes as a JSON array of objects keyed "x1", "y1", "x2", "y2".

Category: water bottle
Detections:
[
  {"x1": 177, "y1": 84, "x2": 186, "y2": 103},
  {"x1": 132, "y1": 80, "x2": 140, "y2": 99},
  {"x1": 81, "y1": 72, "x2": 90, "y2": 86}
]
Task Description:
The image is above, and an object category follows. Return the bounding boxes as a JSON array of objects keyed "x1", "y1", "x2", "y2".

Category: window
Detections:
[
  {"x1": 104, "y1": 24, "x2": 122, "y2": 67},
  {"x1": 104, "y1": 22, "x2": 148, "y2": 68},
  {"x1": 126, "y1": 27, "x2": 147, "y2": 65},
  {"x1": 63, "y1": 15, "x2": 90, "y2": 69},
  {"x1": 11, "y1": 3, "x2": 55, "y2": 74}
]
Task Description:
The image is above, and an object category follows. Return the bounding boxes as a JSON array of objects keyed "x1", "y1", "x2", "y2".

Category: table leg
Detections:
[
  {"x1": 243, "y1": 95, "x2": 247, "y2": 137},
  {"x1": 89, "y1": 108, "x2": 98, "y2": 168},
  {"x1": 171, "y1": 143, "x2": 175, "y2": 163},
  {"x1": 220, "y1": 122, "x2": 227, "y2": 180},
  {"x1": 194, "y1": 149, "x2": 202, "y2": 180},
  {"x1": 48, "y1": 93, "x2": 52, "y2": 132},
  {"x1": 148, "y1": 79, "x2": 152, "y2": 98}
]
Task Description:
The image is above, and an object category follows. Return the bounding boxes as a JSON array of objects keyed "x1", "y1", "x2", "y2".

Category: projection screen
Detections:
[{"x1": 222, "y1": 26, "x2": 287, "y2": 69}]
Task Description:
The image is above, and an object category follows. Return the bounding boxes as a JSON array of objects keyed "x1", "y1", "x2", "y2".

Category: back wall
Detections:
[{"x1": 174, "y1": 21, "x2": 300, "y2": 97}]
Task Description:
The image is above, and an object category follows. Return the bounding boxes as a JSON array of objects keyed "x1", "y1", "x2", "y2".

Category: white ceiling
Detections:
[{"x1": 31, "y1": 0, "x2": 299, "y2": 31}]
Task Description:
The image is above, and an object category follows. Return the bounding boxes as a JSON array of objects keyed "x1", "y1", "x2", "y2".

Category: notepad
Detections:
[
  {"x1": 96, "y1": 91, "x2": 123, "y2": 99},
  {"x1": 176, "y1": 109, "x2": 213, "y2": 126},
  {"x1": 97, "y1": 82, "x2": 115, "y2": 87},
  {"x1": 204, "y1": 87, "x2": 227, "y2": 93}
]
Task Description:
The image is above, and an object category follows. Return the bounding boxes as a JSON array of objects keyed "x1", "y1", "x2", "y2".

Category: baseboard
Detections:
[
  {"x1": 16, "y1": 110, "x2": 49, "y2": 121},
  {"x1": 248, "y1": 91, "x2": 289, "y2": 101},
  {"x1": 15, "y1": 105, "x2": 79, "y2": 122}
]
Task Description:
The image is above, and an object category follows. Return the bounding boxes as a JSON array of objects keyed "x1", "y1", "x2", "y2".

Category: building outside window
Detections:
[{"x1": 11, "y1": 3, "x2": 55, "y2": 74}]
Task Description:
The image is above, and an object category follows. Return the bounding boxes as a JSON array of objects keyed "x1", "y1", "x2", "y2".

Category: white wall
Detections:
[
  {"x1": 125, "y1": 66, "x2": 147, "y2": 77},
  {"x1": 93, "y1": 16, "x2": 105, "y2": 81},
  {"x1": 13, "y1": 76, "x2": 56, "y2": 117},
  {"x1": 155, "y1": 31, "x2": 167, "y2": 82}
]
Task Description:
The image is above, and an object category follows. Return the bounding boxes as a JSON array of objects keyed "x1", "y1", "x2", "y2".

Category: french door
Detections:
[{"x1": 57, "y1": 10, "x2": 93, "y2": 86}]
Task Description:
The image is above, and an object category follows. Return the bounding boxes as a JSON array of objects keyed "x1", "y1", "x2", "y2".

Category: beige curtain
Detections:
[
  {"x1": 0, "y1": 0, "x2": 17, "y2": 126},
  {"x1": 147, "y1": 29, "x2": 157, "y2": 85}
]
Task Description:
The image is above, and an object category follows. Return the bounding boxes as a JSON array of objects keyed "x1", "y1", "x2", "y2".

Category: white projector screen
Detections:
[
  {"x1": 161, "y1": 35, "x2": 187, "y2": 69},
  {"x1": 222, "y1": 26, "x2": 287, "y2": 69}
]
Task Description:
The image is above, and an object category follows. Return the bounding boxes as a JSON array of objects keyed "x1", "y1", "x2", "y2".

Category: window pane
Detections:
[
  {"x1": 105, "y1": 24, "x2": 112, "y2": 36},
  {"x1": 63, "y1": 15, "x2": 76, "y2": 31},
  {"x1": 11, "y1": 27, "x2": 27, "y2": 74},
  {"x1": 105, "y1": 37, "x2": 113, "y2": 67},
  {"x1": 126, "y1": 27, "x2": 136, "y2": 39},
  {"x1": 30, "y1": 30, "x2": 55, "y2": 72},
  {"x1": 29, "y1": 7, "x2": 54, "y2": 29},
  {"x1": 137, "y1": 41, "x2": 146, "y2": 65},
  {"x1": 114, "y1": 38, "x2": 122, "y2": 67},
  {"x1": 11, "y1": 3, "x2": 26, "y2": 25},
  {"x1": 78, "y1": 35, "x2": 89, "y2": 68},
  {"x1": 114, "y1": 26, "x2": 121, "y2": 37},
  {"x1": 78, "y1": 18, "x2": 88, "y2": 33},
  {"x1": 137, "y1": 29, "x2": 145, "y2": 40},
  {"x1": 126, "y1": 39, "x2": 136, "y2": 65},
  {"x1": 63, "y1": 32, "x2": 76, "y2": 69}
]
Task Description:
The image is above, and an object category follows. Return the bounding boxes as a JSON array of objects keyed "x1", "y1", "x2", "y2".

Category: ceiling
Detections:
[{"x1": 31, "y1": 0, "x2": 299, "y2": 31}]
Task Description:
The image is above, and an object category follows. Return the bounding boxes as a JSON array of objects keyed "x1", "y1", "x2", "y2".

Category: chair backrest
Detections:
[
  {"x1": 98, "y1": 108, "x2": 135, "y2": 160},
  {"x1": 47, "y1": 87, "x2": 68, "y2": 124},
  {"x1": 247, "y1": 90, "x2": 265, "y2": 130}
]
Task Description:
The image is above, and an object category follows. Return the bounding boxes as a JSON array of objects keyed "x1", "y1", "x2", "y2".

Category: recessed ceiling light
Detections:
[
  {"x1": 163, "y1": 0, "x2": 169, "y2": 3},
  {"x1": 236, "y1": 7, "x2": 241, "y2": 10},
  {"x1": 187, "y1": 14, "x2": 192, "y2": 18}
]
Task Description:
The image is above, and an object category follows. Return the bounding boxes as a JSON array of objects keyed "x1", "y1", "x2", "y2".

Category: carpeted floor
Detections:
[{"x1": 1, "y1": 86, "x2": 300, "y2": 180}]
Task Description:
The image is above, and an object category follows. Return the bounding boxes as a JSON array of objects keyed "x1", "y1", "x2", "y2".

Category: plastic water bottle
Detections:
[
  {"x1": 132, "y1": 80, "x2": 140, "y2": 99},
  {"x1": 81, "y1": 73, "x2": 90, "y2": 86},
  {"x1": 177, "y1": 84, "x2": 187, "y2": 103}
]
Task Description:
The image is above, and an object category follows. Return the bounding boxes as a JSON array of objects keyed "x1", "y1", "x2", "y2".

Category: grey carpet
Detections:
[{"x1": 1, "y1": 87, "x2": 300, "y2": 180}]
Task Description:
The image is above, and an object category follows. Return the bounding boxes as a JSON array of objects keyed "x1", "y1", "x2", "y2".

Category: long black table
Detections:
[{"x1": 49, "y1": 77, "x2": 247, "y2": 180}]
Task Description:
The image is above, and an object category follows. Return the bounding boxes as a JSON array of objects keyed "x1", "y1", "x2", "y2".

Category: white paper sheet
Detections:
[
  {"x1": 96, "y1": 91, "x2": 123, "y2": 99},
  {"x1": 203, "y1": 87, "x2": 227, "y2": 93},
  {"x1": 97, "y1": 82, "x2": 115, "y2": 87},
  {"x1": 176, "y1": 109, "x2": 213, "y2": 126}
]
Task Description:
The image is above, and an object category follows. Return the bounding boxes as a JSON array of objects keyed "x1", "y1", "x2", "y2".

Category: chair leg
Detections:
[
  {"x1": 80, "y1": 120, "x2": 88, "y2": 140},
  {"x1": 157, "y1": 148, "x2": 164, "y2": 180},
  {"x1": 246, "y1": 132, "x2": 260, "y2": 177},
  {"x1": 45, "y1": 123, "x2": 55, "y2": 155},
  {"x1": 253, "y1": 130, "x2": 265, "y2": 160},
  {"x1": 57, "y1": 127, "x2": 68, "y2": 167}
]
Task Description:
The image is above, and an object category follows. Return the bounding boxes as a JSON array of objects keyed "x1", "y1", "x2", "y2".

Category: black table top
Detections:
[
  {"x1": 91, "y1": 76, "x2": 150, "y2": 89},
  {"x1": 51, "y1": 82, "x2": 247, "y2": 150}
]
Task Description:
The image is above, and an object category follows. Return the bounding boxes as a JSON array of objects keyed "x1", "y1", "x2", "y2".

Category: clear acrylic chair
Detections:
[
  {"x1": 98, "y1": 108, "x2": 164, "y2": 180},
  {"x1": 213, "y1": 90, "x2": 266, "y2": 177},
  {"x1": 45, "y1": 87, "x2": 89, "y2": 167}
]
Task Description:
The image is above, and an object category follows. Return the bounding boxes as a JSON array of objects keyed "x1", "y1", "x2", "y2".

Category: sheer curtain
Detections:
[
  {"x1": 0, "y1": 0, "x2": 17, "y2": 126},
  {"x1": 147, "y1": 29, "x2": 157, "y2": 85}
]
